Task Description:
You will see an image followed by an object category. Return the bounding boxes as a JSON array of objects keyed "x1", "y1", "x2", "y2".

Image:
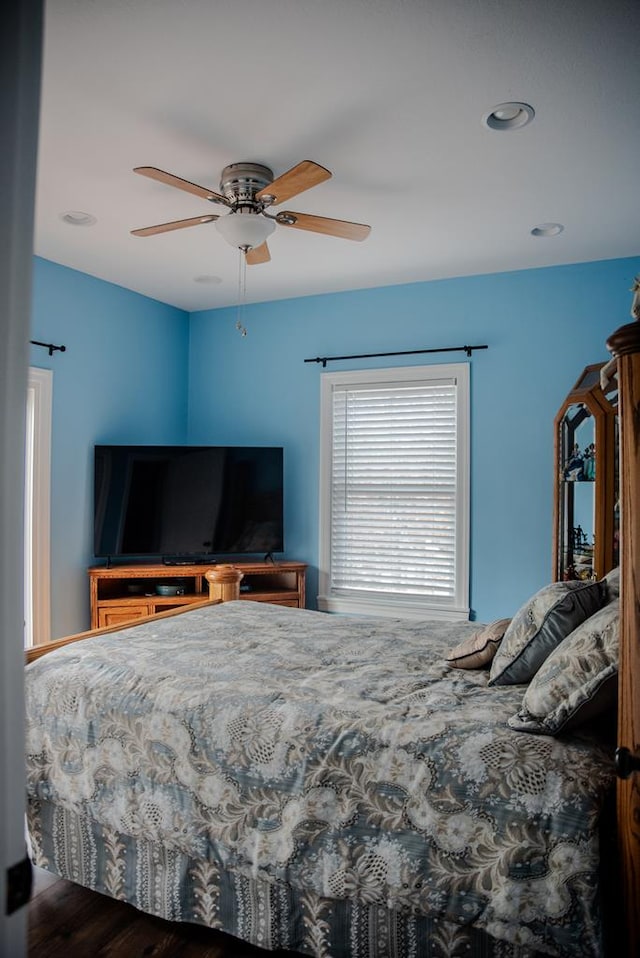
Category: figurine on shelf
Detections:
[
  {"x1": 572, "y1": 525, "x2": 589, "y2": 551},
  {"x1": 563, "y1": 443, "x2": 584, "y2": 481},
  {"x1": 583, "y1": 442, "x2": 596, "y2": 480},
  {"x1": 631, "y1": 275, "x2": 640, "y2": 320}
]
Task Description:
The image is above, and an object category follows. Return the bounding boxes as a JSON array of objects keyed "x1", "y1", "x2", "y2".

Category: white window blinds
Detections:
[{"x1": 319, "y1": 364, "x2": 469, "y2": 619}]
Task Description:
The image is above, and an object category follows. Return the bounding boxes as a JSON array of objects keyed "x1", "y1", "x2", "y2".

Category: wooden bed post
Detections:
[
  {"x1": 606, "y1": 316, "x2": 640, "y2": 958},
  {"x1": 205, "y1": 565, "x2": 244, "y2": 603}
]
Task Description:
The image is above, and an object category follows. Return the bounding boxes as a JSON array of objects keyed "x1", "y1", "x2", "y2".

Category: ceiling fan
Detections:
[{"x1": 131, "y1": 160, "x2": 371, "y2": 264}]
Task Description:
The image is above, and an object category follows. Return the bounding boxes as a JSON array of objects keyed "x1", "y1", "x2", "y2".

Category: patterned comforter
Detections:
[{"x1": 25, "y1": 600, "x2": 616, "y2": 957}]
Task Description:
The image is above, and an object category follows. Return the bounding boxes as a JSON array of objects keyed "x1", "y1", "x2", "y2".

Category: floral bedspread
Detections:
[{"x1": 25, "y1": 600, "x2": 615, "y2": 957}]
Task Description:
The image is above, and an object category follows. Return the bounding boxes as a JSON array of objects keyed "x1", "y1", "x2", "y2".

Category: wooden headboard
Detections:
[{"x1": 606, "y1": 316, "x2": 640, "y2": 957}]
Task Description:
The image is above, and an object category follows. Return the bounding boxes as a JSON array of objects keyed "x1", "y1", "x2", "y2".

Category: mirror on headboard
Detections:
[{"x1": 553, "y1": 363, "x2": 618, "y2": 582}]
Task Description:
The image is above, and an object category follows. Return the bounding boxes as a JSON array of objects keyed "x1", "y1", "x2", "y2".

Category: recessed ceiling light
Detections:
[
  {"x1": 193, "y1": 274, "x2": 223, "y2": 284},
  {"x1": 60, "y1": 210, "x2": 97, "y2": 226},
  {"x1": 531, "y1": 223, "x2": 564, "y2": 237},
  {"x1": 483, "y1": 102, "x2": 535, "y2": 131}
]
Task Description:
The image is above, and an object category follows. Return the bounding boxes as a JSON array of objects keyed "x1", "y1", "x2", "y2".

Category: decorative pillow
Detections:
[
  {"x1": 446, "y1": 618, "x2": 511, "y2": 669},
  {"x1": 489, "y1": 579, "x2": 607, "y2": 686},
  {"x1": 508, "y1": 600, "x2": 619, "y2": 735},
  {"x1": 602, "y1": 565, "x2": 620, "y2": 601}
]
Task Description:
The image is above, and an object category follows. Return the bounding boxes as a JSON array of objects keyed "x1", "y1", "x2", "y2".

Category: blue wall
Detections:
[
  {"x1": 187, "y1": 257, "x2": 639, "y2": 621},
  {"x1": 29, "y1": 254, "x2": 639, "y2": 636},
  {"x1": 30, "y1": 258, "x2": 189, "y2": 637}
]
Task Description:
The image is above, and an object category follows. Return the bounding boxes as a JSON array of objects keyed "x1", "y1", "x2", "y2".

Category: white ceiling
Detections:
[{"x1": 35, "y1": 0, "x2": 640, "y2": 313}]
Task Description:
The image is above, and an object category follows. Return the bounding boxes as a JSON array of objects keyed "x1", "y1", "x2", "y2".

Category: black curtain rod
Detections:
[
  {"x1": 304, "y1": 344, "x2": 488, "y2": 368},
  {"x1": 30, "y1": 340, "x2": 66, "y2": 356}
]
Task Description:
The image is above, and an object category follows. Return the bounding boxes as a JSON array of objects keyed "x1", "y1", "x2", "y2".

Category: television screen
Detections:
[{"x1": 94, "y1": 445, "x2": 284, "y2": 560}]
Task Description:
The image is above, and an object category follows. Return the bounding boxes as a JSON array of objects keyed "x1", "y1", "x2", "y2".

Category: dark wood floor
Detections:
[{"x1": 28, "y1": 867, "x2": 298, "y2": 957}]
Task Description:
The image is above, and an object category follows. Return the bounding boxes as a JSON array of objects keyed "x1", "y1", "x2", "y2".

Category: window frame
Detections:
[
  {"x1": 318, "y1": 363, "x2": 470, "y2": 620},
  {"x1": 24, "y1": 366, "x2": 52, "y2": 647}
]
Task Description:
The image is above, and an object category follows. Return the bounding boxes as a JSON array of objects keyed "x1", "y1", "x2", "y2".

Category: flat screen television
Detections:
[{"x1": 94, "y1": 444, "x2": 284, "y2": 562}]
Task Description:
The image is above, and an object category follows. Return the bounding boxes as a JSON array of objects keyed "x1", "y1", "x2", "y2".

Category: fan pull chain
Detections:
[{"x1": 236, "y1": 250, "x2": 248, "y2": 337}]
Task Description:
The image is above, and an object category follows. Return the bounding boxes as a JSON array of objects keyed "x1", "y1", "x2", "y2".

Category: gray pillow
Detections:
[
  {"x1": 508, "y1": 600, "x2": 619, "y2": 735},
  {"x1": 489, "y1": 579, "x2": 606, "y2": 686},
  {"x1": 445, "y1": 618, "x2": 511, "y2": 669},
  {"x1": 602, "y1": 565, "x2": 620, "y2": 601}
]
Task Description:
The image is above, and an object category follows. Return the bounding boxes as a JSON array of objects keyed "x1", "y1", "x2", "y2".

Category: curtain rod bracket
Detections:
[
  {"x1": 30, "y1": 340, "x2": 66, "y2": 356},
  {"x1": 304, "y1": 344, "x2": 488, "y2": 367}
]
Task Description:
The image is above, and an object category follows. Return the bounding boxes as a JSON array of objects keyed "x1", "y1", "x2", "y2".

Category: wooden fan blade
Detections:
[
  {"x1": 245, "y1": 242, "x2": 271, "y2": 265},
  {"x1": 133, "y1": 166, "x2": 228, "y2": 205},
  {"x1": 256, "y1": 160, "x2": 331, "y2": 206},
  {"x1": 277, "y1": 211, "x2": 371, "y2": 241},
  {"x1": 131, "y1": 214, "x2": 218, "y2": 237}
]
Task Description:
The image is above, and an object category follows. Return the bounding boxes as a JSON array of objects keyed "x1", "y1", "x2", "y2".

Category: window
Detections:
[
  {"x1": 24, "y1": 367, "x2": 52, "y2": 647},
  {"x1": 319, "y1": 363, "x2": 469, "y2": 620}
]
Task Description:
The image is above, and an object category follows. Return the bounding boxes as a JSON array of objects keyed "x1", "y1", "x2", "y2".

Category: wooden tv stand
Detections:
[{"x1": 88, "y1": 560, "x2": 307, "y2": 629}]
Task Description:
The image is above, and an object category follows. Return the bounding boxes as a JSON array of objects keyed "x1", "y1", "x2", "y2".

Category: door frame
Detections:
[{"x1": 0, "y1": 0, "x2": 44, "y2": 953}]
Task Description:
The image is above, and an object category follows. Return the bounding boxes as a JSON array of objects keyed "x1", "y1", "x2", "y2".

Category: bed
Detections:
[{"x1": 23, "y1": 317, "x2": 640, "y2": 958}]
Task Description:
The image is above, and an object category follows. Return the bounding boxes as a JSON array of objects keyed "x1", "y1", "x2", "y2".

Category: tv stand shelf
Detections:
[{"x1": 88, "y1": 561, "x2": 307, "y2": 629}]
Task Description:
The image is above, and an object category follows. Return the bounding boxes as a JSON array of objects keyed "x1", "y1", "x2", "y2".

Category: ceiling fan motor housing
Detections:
[{"x1": 219, "y1": 163, "x2": 274, "y2": 209}]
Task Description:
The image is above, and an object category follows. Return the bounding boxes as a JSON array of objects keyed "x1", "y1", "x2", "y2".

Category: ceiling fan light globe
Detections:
[{"x1": 215, "y1": 211, "x2": 275, "y2": 250}]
